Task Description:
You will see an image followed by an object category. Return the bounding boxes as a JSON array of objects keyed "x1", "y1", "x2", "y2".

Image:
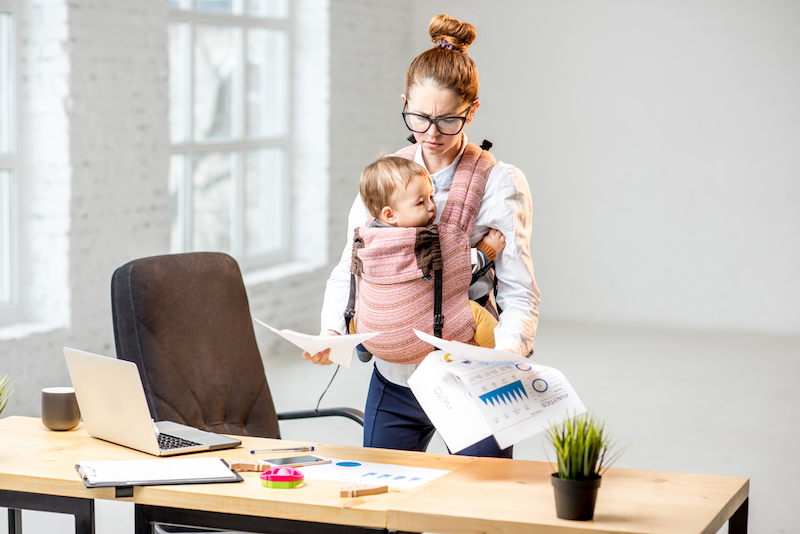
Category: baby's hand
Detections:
[{"x1": 481, "y1": 229, "x2": 506, "y2": 255}]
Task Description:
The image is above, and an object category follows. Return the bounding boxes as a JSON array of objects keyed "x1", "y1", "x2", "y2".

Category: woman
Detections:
[{"x1": 305, "y1": 14, "x2": 540, "y2": 458}]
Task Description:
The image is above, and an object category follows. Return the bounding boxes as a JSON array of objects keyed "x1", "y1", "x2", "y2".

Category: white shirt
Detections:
[{"x1": 320, "y1": 137, "x2": 541, "y2": 386}]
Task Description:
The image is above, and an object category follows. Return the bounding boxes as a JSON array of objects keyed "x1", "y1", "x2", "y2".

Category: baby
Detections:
[{"x1": 357, "y1": 156, "x2": 504, "y2": 349}]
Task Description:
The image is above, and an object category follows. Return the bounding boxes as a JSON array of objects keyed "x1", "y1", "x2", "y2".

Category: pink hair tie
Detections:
[{"x1": 435, "y1": 39, "x2": 454, "y2": 50}]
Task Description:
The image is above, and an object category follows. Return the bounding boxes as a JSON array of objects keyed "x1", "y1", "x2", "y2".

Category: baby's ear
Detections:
[{"x1": 380, "y1": 205, "x2": 395, "y2": 225}]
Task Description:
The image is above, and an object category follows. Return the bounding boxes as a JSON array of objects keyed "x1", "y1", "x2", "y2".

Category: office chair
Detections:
[
  {"x1": 111, "y1": 252, "x2": 364, "y2": 533},
  {"x1": 111, "y1": 251, "x2": 364, "y2": 436}
]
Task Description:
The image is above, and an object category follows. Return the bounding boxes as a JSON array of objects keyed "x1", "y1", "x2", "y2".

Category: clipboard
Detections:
[{"x1": 75, "y1": 457, "x2": 243, "y2": 497}]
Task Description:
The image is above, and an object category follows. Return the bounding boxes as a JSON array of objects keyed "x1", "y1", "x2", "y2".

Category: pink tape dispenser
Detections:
[{"x1": 260, "y1": 467, "x2": 304, "y2": 489}]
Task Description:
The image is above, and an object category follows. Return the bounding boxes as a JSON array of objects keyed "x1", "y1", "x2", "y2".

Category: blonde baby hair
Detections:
[{"x1": 359, "y1": 156, "x2": 430, "y2": 220}]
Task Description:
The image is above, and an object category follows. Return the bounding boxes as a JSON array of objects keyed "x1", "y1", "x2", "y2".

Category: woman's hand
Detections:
[{"x1": 302, "y1": 329, "x2": 340, "y2": 366}]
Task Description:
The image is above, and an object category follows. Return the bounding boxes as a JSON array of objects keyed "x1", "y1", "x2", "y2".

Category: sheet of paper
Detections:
[
  {"x1": 413, "y1": 329, "x2": 531, "y2": 365},
  {"x1": 77, "y1": 457, "x2": 237, "y2": 485},
  {"x1": 410, "y1": 332, "x2": 587, "y2": 450},
  {"x1": 299, "y1": 458, "x2": 450, "y2": 490},
  {"x1": 254, "y1": 318, "x2": 380, "y2": 368},
  {"x1": 441, "y1": 357, "x2": 586, "y2": 449},
  {"x1": 407, "y1": 350, "x2": 492, "y2": 453}
]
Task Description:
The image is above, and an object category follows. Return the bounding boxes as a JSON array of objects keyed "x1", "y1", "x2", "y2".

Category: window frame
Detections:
[
  {"x1": 0, "y1": 0, "x2": 19, "y2": 323},
  {"x1": 169, "y1": 3, "x2": 292, "y2": 273}
]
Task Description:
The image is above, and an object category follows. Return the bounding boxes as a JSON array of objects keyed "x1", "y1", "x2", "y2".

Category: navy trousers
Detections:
[{"x1": 363, "y1": 366, "x2": 513, "y2": 458}]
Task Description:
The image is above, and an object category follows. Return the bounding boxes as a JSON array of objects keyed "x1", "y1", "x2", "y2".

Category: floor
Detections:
[{"x1": 3, "y1": 319, "x2": 798, "y2": 533}]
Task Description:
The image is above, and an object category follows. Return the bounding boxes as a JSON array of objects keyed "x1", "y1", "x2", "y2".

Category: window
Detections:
[
  {"x1": 0, "y1": 4, "x2": 16, "y2": 313},
  {"x1": 169, "y1": 0, "x2": 289, "y2": 271}
]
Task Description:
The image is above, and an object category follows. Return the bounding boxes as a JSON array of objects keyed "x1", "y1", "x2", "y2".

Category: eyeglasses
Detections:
[{"x1": 402, "y1": 103, "x2": 473, "y2": 136}]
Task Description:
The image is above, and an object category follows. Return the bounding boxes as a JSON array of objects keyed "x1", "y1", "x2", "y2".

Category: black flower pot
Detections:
[{"x1": 551, "y1": 474, "x2": 602, "y2": 520}]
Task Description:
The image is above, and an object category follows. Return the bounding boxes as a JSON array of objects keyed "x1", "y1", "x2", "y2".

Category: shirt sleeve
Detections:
[
  {"x1": 320, "y1": 194, "x2": 369, "y2": 335},
  {"x1": 471, "y1": 247, "x2": 490, "y2": 274},
  {"x1": 472, "y1": 163, "x2": 541, "y2": 356}
]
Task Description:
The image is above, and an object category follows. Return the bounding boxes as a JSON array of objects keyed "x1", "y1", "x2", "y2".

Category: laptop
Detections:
[{"x1": 63, "y1": 347, "x2": 241, "y2": 456}]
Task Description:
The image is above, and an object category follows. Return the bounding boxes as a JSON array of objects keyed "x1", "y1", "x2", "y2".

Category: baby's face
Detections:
[{"x1": 389, "y1": 173, "x2": 436, "y2": 227}]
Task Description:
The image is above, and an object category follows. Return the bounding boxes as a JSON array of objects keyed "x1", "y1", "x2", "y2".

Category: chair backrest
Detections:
[{"x1": 111, "y1": 252, "x2": 280, "y2": 438}]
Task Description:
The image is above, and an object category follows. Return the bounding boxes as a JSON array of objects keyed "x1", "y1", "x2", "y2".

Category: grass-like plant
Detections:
[
  {"x1": 545, "y1": 411, "x2": 627, "y2": 481},
  {"x1": 0, "y1": 375, "x2": 13, "y2": 416}
]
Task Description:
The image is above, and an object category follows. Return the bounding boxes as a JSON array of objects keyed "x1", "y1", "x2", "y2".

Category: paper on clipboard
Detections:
[
  {"x1": 254, "y1": 318, "x2": 380, "y2": 368},
  {"x1": 76, "y1": 457, "x2": 240, "y2": 487}
]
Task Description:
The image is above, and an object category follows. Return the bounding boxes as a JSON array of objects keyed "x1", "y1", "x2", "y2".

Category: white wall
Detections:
[
  {"x1": 411, "y1": 0, "x2": 800, "y2": 334},
  {"x1": 0, "y1": 0, "x2": 172, "y2": 417},
  {"x1": 328, "y1": 0, "x2": 412, "y2": 255},
  {"x1": 0, "y1": 0, "x2": 414, "y2": 416},
  {"x1": 4, "y1": 0, "x2": 796, "y2": 416}
]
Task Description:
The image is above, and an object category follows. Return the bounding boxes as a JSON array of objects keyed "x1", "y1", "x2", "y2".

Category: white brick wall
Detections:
[
  {"x1": 17, "y1": 0, "x2": 71, "y2": 329},
  {"x1": 66, "y1": 0, "x2": 172, "y2": 346},
  {"x1": 250, "y1": 0, "x2": 412, "y2": 355},
  {"x1": 328, "y1": 0, "x2": 411, "y2": 259},
  {"x1": 0, "y1": 0, "x2": 415, "y2": 416},
  {"x1": 0, "y1": 0, "x2": 172, "y2": 415}
]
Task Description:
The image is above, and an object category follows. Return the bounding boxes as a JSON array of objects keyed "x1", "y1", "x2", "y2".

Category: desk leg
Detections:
[
  {"x1": 8, "y1": 509, "x2": 21, "y2": 534},
  {"x1": 728, "y1": 497, "x2": 748, "y2": 534},
  {"x1": 0, "y1": 490, "x2": 95, "y2": 534},
  {"x1": 134, "y1": 505, "x2": 150, "y2": 534}
]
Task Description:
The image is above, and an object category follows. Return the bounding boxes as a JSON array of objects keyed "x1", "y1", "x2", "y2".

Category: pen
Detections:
[{"x1": 249, "y1": 446, "x2": 315, "y2": 454}]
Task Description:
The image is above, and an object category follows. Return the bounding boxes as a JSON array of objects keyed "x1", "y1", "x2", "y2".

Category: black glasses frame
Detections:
[{"x1": 401, "y1": 103, "x2": 473, "y2": 136}]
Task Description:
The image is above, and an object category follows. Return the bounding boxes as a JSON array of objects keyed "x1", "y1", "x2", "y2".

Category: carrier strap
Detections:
[
  {"x1": 433, "y1": 268, "x2": 443, "y2": 338},
  {"x1": 345, "y1": 229, "x2": 366, "y2": 334},
  {"x1": 414, "y1": 225, "x2": 444, "y2": 337},
  {"x1": 418, "y1": 227, "x2": 444, "y2": 338},
  {"x1": 344, "y1": 273, "x2": 356, "y2": 334},
  {"x1": 414, "y1": 225, "x2": 442, "y2": 277}
]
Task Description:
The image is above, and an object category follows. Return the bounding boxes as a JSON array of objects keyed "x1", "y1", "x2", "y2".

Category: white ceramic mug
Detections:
[{"x1": 41, "y1": 387, "x2": 81, "y2": 431}]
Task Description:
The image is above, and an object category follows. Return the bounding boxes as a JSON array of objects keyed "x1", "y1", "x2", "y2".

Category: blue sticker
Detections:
[{"x1": 336, "y1": 461, "x2": 362, "y2": 467}]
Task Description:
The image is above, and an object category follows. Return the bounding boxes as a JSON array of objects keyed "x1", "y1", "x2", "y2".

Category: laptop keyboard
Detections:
[{"x1": 158, "y1": 433, "x2": 202, "y2": 450}]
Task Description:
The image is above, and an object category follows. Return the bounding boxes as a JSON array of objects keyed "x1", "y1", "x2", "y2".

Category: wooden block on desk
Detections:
[
  {"x1": 340, "y1": 484, "x2": 388, "y2": 498},
  {"x1": 227, "y1": 459, "x2": 271, "y2": 472}
]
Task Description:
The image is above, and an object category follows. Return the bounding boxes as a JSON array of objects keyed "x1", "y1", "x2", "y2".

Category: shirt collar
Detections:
[{"x1": 413, "y1": 134, "x2": 469, "y2": 194}]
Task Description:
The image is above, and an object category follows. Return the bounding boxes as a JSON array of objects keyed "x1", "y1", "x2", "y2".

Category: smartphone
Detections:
[{"x1": 264, "y1": 455, "x2": 331, "y2": 468}]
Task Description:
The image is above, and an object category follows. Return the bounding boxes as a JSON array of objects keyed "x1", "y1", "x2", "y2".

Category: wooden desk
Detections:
[
  {"x1": 0, "y1": 416, "x2": 748, "y2": 534},
  {"x1": 0, "y1": 416, "x2": 473, "y2": 533},
  {"x1": 388, "y1": 455, "x2": 749, "y2": 534}
]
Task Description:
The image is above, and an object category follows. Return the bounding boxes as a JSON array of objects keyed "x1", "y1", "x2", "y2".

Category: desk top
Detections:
[
  {"x1": 0, "y1": 416, "x2": 472, "y2": 529},
  {"x1": 0, "y1": 416, "x2": 748, "y2": 533},
  {"x1": 388, "y1": 454, "x2": 749, "y2": 534}
]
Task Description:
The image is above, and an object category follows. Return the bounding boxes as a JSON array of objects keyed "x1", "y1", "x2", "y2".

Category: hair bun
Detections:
[{"x1": 429, "y1": 14, "x2": 476, "y2": 53}]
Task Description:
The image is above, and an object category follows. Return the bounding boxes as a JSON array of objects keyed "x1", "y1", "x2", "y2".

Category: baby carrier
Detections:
[{"x1": 344, "y1": 142, "x2": 496, "y2": 365}]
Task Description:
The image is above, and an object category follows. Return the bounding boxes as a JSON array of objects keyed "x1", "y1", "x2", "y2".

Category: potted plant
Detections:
[
  {"x1": 0, "y1": 374, "x2": 12, "y2": 415},
  {"x1": 545, "y1": 411, "x2": 626, "y2": 521}
]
